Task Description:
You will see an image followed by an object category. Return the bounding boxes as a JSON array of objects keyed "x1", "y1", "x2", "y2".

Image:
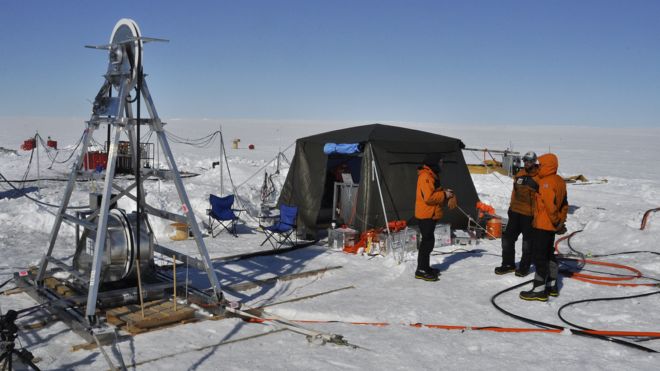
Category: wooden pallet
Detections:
[
  {"x1": 44, "y1": 276, "x2": 77, "y2": 297},
  {"x1": 106, "y1": 299, "x2": 196, "y2": 334}
]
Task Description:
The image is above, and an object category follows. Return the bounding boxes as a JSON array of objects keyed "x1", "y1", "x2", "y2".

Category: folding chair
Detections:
[
  {"x1": 260, "y1": 204, "x2": 298, "y2": 249},
  {"x1": 207, "y1": 194, "x2": 243, "y2": 237}
]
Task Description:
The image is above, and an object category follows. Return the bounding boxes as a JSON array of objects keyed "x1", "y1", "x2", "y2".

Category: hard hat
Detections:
[{"x1": 522, "y1": 151, "x2": 537, "y2": 163}]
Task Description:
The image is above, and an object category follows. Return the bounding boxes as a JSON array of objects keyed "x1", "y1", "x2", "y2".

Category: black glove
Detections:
[
  {"x1": 517, "y1": 176, "x2": 539, "y2": 191},
  {"x1": 556, "y1": 224, "x2": 567, "y2": 235}
]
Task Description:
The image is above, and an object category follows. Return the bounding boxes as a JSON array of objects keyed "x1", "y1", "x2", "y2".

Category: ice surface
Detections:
[{"x1": 1, "y1": 117, "x2": 659, "y2": 370}]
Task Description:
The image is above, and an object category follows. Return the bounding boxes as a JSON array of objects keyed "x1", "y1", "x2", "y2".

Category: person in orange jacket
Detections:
[
  {"x1": 495, "y1": 151, "x2": 539, "y2": 276},
  {"x1": 520, "y1": 153, "x2": 568, "y2": 301},
  {"x1": 414, "y1": 153, "x2": 455, "y2": 281}
]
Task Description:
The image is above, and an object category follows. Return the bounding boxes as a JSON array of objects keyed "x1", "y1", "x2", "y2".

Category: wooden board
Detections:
[
  {"x1": 106, "y1": 299, "x2": 196, "y2": 335},
  {"x1": 44, "y1": 276, "x2": 77, "y2": 297}
]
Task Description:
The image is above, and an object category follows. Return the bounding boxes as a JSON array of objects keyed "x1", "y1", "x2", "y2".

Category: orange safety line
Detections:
[
  {"x1": 244, "y1": 317, "x2": 660, "y2": 337},
  {"x1": 554, "y1": 231, "x2": 656, "y2": 287},
  {"x1": 413, "y1": 323, "x2": 561, "y2": 333},
  {"x1": 570, "y1": 275, "x2": 657, "y2": 287},
  {"x1": 467, "y1": 327, "x2": 561, "y2": 334},
  {"x1": 411, "y1": 323, "x2": 471, "y2": 330},
  {"x1": 294, "y1": 319, "x2": 390, "y2": 327},
  {"x1": 572, "y1": 259, "x2": 641, "y2": 281}
]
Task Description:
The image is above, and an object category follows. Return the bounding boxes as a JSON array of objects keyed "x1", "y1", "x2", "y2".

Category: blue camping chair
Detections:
[
  {"x1": 207, "y1": 194, "x2": 244, "y2": 237},
  {"x1": 260, "y1": 204, "x2": 298, "y2": 249}
]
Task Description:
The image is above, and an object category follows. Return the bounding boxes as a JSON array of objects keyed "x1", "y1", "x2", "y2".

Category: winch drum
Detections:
[{"x1": 73, "y1": 208, "x2": 154, "y2": 284}]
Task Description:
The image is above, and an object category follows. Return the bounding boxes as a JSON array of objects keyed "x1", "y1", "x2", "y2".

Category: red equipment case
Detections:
[
  {"x1": 83, "y1": 151, "x2": 108, "y2": 171},
  {"x1": 21, "y1": 138, "x2": 36, "y2": 151}
]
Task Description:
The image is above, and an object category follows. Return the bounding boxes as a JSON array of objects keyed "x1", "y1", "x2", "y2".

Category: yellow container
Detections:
[{"x1": 170, "y1": 222, "x2": 190, "y2": 241}]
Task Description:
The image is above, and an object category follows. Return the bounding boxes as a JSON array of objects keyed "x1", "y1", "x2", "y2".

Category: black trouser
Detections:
[
  {"x1": 417, "y1": 218, "x2": 437, "y2": 271},
  {"x1": 501, "y1": 210, "x2": 533, "y2": 270},
  {"x1": 532, "y1": 228, "x2": 557, "y2": 287}
]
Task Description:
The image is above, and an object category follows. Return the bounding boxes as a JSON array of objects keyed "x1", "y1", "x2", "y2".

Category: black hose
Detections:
[
  {"x1": 0, "y1": 171, "x2": 89, "y2": 209},
  {"x1": 165, "y1": 130, "x2": 221, "y2": 148},
  {"x1": 0, "y1": 277, "x2": 14, "y2": 290},
  {"x1": 35, "y1": 132, "x2": 84, "y2": 164},
  {"x1": 559, "y1": 229, "x2": 660, "y2": 258},
  {"x1": 592, "y1": 251, "x2": 660, "y2": 257},
  {"x1": 558, "y1": 230, "x2": 586, "y2": 270},
  {"x1": 557, "y1": 231, "x2": 660, "y2": 282},
  {"x1": 490, "y1": 280, "x2": 658, "y2": 352},
  {"x1": 557, "y1": 290, "x2": 660, "y2": 340}
]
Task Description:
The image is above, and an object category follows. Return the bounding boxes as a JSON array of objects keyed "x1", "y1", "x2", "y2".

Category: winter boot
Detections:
[
  {"x1": 415, "y1": 268, "x2": 439, "y2": 282},
  {"x1": 546, "y1": 280, "x2": 559, "y2": 297},
  {"x1": 515, "y1": 268, "x2": 530, "y2": 277},
  {"x1": 429, "y1": 267, "x2": 441, "y2": 276},
  {"x1": 494, "y1": 265, "x2": 516, "y2": 275},
  {"x1": 519, "y1": 281, "x2": 548, "y2": 302}
]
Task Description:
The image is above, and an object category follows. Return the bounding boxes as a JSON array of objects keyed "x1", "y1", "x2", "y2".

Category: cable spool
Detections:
[
  {"x1": 73, "y1": 208, "x2": 154, "y2": 284},
  {"x1": 486, "y1": 217, "x2": 502, "y2": 239}
]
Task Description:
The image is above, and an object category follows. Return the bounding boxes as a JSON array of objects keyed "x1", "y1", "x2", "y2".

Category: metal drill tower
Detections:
[{"x1": 34, "y1": 19, "x2": 224, "y2": 326}]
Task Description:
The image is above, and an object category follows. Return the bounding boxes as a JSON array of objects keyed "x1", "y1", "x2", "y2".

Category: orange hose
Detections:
[
  {"x1": 569, "y1": 259, "x2": 641, "y2": 281},
  {"x1": 245, "y1": 317, "x2": 660, "y2": 337},
  {"x1": 554, "y1": 231, "x2": 657, "y2": 287},
  {"x1": 570, "y1": 275, "x2": 657, "y2": 287}
]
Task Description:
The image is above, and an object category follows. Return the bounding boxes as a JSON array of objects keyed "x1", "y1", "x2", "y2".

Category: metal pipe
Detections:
[{"x1": 369, "y1": 145, "x2": 391, "y2": 238}]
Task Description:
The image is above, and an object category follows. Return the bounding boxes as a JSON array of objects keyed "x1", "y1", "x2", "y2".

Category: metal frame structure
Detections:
[{"x1": 32, "y1": 19, "x2": 224, "y2": 327}]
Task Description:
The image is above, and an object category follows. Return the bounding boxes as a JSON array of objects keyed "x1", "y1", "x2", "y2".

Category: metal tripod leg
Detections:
[
  {"x1": 141, "y1": 79, "x2": 224, "y2": 302},
  {"x1": 84, "y1": 74, "x2": 134, "y2": 323},
  {"x1": 84, "y1": 126, "x2": 123, "y2": 322},
  {"x1": 36, "y1": 125, "x2": 95, "y2": 283},
  {"x1": 154, "y1": 129, "x2": 224, "y2": 301}
]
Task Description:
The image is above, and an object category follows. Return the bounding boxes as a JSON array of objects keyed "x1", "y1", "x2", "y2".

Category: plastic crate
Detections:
[
  {"x1": 434, "y1": 223, "x2": 452, "y2": 247},
  {"x1": 328, "y1": 227, "x2": 358, "y2": 250}
]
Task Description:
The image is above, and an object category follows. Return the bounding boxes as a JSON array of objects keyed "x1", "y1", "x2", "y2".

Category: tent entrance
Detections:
[{"x1": 318, "y1": 155, "x2": 362, "y2": 227}]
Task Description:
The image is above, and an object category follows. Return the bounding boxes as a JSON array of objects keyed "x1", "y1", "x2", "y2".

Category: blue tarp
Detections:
[
  {"x1": 323, "y1": 143, "x2": 361, "y2": 155},
  {"x1": 0, "y1": 186, "x2": 38, "y2": 200}
]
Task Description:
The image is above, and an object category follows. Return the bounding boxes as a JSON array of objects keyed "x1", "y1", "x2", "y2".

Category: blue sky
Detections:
[{"x1": 0, "y1": 0, "x2": 658, "y2": 127}]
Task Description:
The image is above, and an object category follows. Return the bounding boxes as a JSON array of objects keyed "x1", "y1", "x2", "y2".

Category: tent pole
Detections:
[
  {"x1": 369, "y1": 146, "x2": 391, "y2": 238},
  {"x1": 219, "y1": 126, "x2": 224, "y2": 196}
]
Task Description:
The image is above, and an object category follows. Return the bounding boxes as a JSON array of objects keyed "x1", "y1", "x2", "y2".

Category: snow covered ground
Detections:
[{"x1": 1, "y1": 117, "x2": 660, "y2": 370}]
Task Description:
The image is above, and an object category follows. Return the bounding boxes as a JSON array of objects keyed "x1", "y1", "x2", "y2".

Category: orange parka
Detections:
[
  {"x1": 532, "y1": 154, "x2": 568, "y2": 232},
  {"x1": 509, "y1": 166, "x2": 539, "y2": 216},
  {"x1": 415, "y1": 165, "x2": 447, "y2": 220}
]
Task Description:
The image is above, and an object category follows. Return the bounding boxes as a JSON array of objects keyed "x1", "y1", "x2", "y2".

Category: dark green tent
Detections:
[{"x1": 278, "y1": 124, "x2": 479, "y2": 238}]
